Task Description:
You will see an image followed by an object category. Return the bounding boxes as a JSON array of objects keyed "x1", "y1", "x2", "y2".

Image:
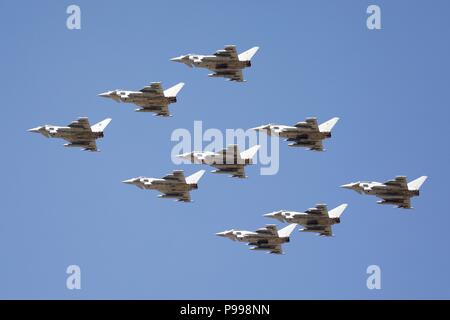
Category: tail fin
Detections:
[
  {"x1": 240, "y1": 145, "x2": 260, "y2": 160},
  {"x1": 91, "y1": 118, "x2": 112, "y2": 133},
  {"x1": 164, "y1": 82, "x2": 185, "y2": 97},
  {"x1": 328, "y1": 204, "x2": 348, "y2": 218},
  {"x1": 185, "y1": 170, "x2": 206, "y2": 184},
  {"x1": 319, "y1": 117, "x2": 339, "y2": 133},
  {"x1": 408, "y1": 176, "x2": 428, "y2": 191},
  {"x1": 238, "y1": 46, "x2": 259, "y2": 61},
  {"x1": 278, "y1": 223, "x2": 297, "y2": 238}
]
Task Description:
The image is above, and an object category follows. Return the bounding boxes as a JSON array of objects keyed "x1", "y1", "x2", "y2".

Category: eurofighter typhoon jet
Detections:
[
  {"x1": 341, "y1": 176, "x2": 428, "y2": 209},
  {"x1": 264, "y1": 204, "x2": 348, "y2": 237},
  {"x1": 216, "y1": 223, "x2": 297, "y2": 255},
  {"x1": 171, "y1": 45, "x2": 259, "y2": 82},
  {"x1": 177, "y1": 144, "x2": 260, "y2": 178},
  {"x1": 252, "y1": 117, "x2": 339, "y2": 151},
  {"x1": 122, "y1": 170, "x2": 206, "y2": 202},
  {"x1": 28, "y1": 117, "x2": 112, "y2": 152},
  {"x1": 98, "y1": 82, "x2": 185, "y2": 117}
]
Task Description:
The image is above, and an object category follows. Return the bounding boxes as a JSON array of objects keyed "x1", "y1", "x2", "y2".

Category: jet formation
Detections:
[
  {"x1": 28, "y1": 44, "x2": 429, "y2": 256},
  {"x1": 253, "y1": 117, "x2": 339, "y2": 151},
  {"x1": 123, "y1": 170, "x2": 206, "y2": 202},
  {"x1": 98, "y1": 82, "x2": 185, "y2": 117},
  {"x1": 177, "y1": 144, "x2": 260, "y2": 178},
  {"x1": 264, "y1": 204, "x2": 348, "y2": 237},
  {"x1": 341, "y1": 176, "x2": 428, "y2": 209},
  {"x1": 171, "y1": 45, "x2": 259, "y2": 82},
  {"x1": 28, "y1": 117, "x2": 111, "y2": 152},
  {"x1": 216, "y1": 223, "x2": 297, "y2": 254}
]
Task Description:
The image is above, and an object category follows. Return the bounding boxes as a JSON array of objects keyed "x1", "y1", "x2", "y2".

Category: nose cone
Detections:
[
  {"x1": 98, "y1": 91, "x2": 113, "y2": 98},
  {"x1": 264, "y1": 211, "x2": 284, "y2": 222},
  {"x1": 28, "y1": 126, "x2": 50, "y2": 137},
  {"x1": 176, "y1": 152, "x2": 192, "y2": 160},
  {"x1": 341, "y1": 183, "x2": 358, "y2": 190},
  {"x1": 216, "y1": 230, "x2": 233, "y2": 238},
  {"x1": 122, "y1": 178, "x2": 137, "y2": 185},
  {"x1": 170, "y1": 55, "x2": 193, "y2": 68},
  {"x1": 170, "y1": 55, "x2": 185, "y2": 63},
  {"x1": 28, "y1": 126, "x2": 42, "y2": 133},
  {"x1": 251, "y1": 124, "x2": 270, "y2": 132}
]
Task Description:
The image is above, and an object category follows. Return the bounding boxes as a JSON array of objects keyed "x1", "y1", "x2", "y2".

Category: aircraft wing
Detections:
[
  {"x1": 382, "y1": 176, "x2": 409, "y2": 190},
  {"x1": 160, "y1": 191, "x2": 191, "y2": 202},
  {"x1": 155, "y1": 105, "x2": 170, "y2": 117},
  {"x1": 64, "y1": 136, "x2": 98, "y2": 152},
  {"x1": 310, "y1": 140, "x2": 324, "y2": 152},
  {"x1": 269, "y1": 245, "x2": 283, "y2": 254},
  {"x1": 255, "y1": 224, "x2": 278, "y2": 236},
  {"x1": 214, "y1": 45, "x2": 239, "y2": 60},
  {"x1": 320, "y1": 226, "x2": 333, "y2": 237},
  {"x1": 135, "y1": 102, "x2": 171, "y2": 117},
  {"x1": 216, "y1": 144, "x2": 240, "y2": 156},
  {"x1": 253, "y1": 244, "x2": 283, "y2": 255},
  {"x1": 287, "y1": 136, "x2": 324, "y2": 151},
  {"x1": 210, "y1": 69, "x2": 244, "y2": 82},
  {"x1": 162, "y1": 170, "x2": 186, "y2": 183},
  {"x1": 288, "y1": 118, "x2": 325, "y2": 150},
  {"x1": 139, "y1": 82, "x2": 164, "y2": 96},
  {"x1": 178, "y1": 191, "x2": 192, "y2": 202},
  {"x1": 212, "y1": 164, "x2": 246, "y2": 178},
  {"x1": 82, "y1": 140, "x2": 98, "y2": 152},
  {"x1": 67, "y1": 117, "x2": 91, "y2": 131},
  {"x1": 216, "y1": 145, "x2": 241, "y2": 162},
  {"x1": 398, "y1": 198, "x2": 412, "y2": 209},
  {"x1": 228, "y1": 69, "x2": 244, "y2": 82},
  {"x1": 294, "y1": 118, "x2": 319, "y2": 132},
  {"x1": 305, "y1": 204, "x2": 329, "y2": 216},
  {"x1": 302, "y1": 225, "x2": 333, "y2": 237},
  {"x1": 378, "y1": 194, "x2": 412, "y2": 209}
]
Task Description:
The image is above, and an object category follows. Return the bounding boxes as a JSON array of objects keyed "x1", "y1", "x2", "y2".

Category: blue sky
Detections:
[{"x1": 1, "y1": 0, "x2": 449, "y2": 299}]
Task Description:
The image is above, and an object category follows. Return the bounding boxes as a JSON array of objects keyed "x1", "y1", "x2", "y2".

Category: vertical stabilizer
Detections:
[
  {"x1": 164, "y1": 82, "x2": 185, "y2": 97},
  {"x1": 185, "y1": 170, "x2": 206, "y2": 184},
  {"x1": 408, "y1": 176, "x2": 428, "y2": 191},
  {"x1": 238, "y1": 47, "x2": 259, "y2": 61},
  {"x1": 278, "y1": 223, "x2": 297, "y2": 238},
  {"x1": 328, "y1": 204, "x2": 348, "y2": 218},
  {"x1": 240, "y1": 145, "x2": 261, "y2": 160},
  {"x1": 91, "y1": 118, "x2": 112, "y2": 133},
  {"x1": 318, "y1": 117, "x2": 339, "y2": 133}
]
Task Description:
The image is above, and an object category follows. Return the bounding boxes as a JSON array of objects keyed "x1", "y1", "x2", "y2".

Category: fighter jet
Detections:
[
  {"x1": 341, "y1": 176, "x2": 428, "y2": 209},
  {"x1": 28, "y1": 117, "x2": 112, "y2": 152},
  {"x1": 171, "y1": 45, "x2": 259, "y2": 82},
  {"x1": 122, "y1": 169, "x2": 206, "y2": 202},
  {"x1": 216, "y1": 223, "x2": 297, "y2": 255},
  {"x1": 177, "y1": 144, "x2": 260, "y2": 178},
  {"x1": 264, "y1": 204, "x2": 348, "y2": 237},
  {"x1": 98, "y1": 82, "x2": 185, "y2": 117},
  {"x1": 252, "y1": 117, "x2": 339, "y2": 151}
]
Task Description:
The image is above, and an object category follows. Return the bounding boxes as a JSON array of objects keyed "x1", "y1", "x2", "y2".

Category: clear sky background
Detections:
[{"x1": 1, "y1": 0, "x2": 449, "y2": 299}]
